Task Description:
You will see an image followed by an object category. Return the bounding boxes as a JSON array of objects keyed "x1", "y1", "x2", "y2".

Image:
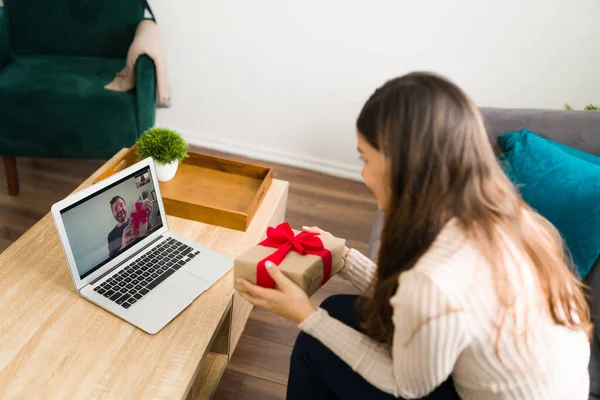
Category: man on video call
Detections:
[{"x1": 107, "y1": 196, "x2": 153, "y2": 259}]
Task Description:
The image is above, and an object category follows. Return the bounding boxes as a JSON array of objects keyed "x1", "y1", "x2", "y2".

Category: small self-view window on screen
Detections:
[{"x1": 60, "y1": 167, "x2": 164, "y2": 279}]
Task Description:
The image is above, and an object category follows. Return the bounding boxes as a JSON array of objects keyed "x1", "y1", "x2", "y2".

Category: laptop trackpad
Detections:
[
  {"x1": 159, "y1": 270, "x2": 210, "y2": 305},
  {"x1": 126, "y1": 271, "x2": 209, "y2": 334},
  {"x1": 184, "y1": 252, "x2": 233, "y2": 283}
]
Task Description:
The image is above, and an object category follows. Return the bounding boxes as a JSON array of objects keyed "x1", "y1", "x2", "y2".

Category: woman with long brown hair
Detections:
[{"x1": 237, "y1": 72, "x2": 591, "y2": 399}]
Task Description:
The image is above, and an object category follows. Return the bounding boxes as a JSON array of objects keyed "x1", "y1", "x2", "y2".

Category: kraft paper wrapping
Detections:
[{"x1": 234, "y1": 232, "x2": 346, "y2": 297}]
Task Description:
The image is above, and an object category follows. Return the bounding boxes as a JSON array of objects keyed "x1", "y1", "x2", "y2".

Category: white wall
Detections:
[{"x1": 153, "y1": 0, "x2": 600, "y2": 181}]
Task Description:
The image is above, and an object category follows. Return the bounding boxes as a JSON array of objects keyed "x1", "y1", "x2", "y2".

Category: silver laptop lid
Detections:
[{"x1": 51, "y1": 158, "x2": 169, "y2": 291}]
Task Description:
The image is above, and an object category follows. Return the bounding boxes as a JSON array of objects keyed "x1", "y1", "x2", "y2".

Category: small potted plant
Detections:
[{"x1": 136, "y1": 127, "x2": 189, "y2": 182}]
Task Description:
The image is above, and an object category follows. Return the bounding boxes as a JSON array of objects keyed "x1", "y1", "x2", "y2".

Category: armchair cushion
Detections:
[
  {"x1": 136, "y1": 54, "x2": 156, "y2": 134},
  {"x1": 0, "y1": 55, "x2": 139, "y2": 158},
  {"x1": 4, "y1": 0, "x2": 143, "y2": 58}
]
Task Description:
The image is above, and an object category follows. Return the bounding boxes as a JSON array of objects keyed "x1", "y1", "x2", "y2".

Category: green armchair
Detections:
[{"x1": 0, "y1": 1, "x2": 157, "y2": 195}]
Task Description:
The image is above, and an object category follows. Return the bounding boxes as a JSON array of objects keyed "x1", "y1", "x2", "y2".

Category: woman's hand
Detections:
[
  {"x1": 302, "y1": 226, "x2": 351, "y2": 258},
  {"x1": 237, "y1": 262, "x2": 317, "y2": 324}
]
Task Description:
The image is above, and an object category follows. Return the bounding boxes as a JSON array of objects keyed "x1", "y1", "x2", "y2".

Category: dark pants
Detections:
[{"x1": 287, "y1": 294, "x2": 460, "y2": 400}]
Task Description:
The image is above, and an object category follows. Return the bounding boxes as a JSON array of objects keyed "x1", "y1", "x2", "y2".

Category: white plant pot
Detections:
[{"x1": 154, "y1": 160, "x2": 179, "y2": 182}]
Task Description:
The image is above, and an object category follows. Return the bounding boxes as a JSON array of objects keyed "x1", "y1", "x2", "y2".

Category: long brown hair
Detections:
[{"x1": 357, "y1": 72, "x2": 592, "y2": 347}]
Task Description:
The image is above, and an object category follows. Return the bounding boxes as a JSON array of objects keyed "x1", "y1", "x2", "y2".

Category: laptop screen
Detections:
[{"x1": 60, "y1": 166, "x2": 164, "y2": 279}]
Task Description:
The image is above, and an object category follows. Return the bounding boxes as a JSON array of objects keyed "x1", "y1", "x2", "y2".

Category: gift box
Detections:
[
  {"x1": 234, "y1": 222, "x2": 346, "y2": 297},
  {"x1": 130, "y1": 201, "x2": 150, "y2": 236}
]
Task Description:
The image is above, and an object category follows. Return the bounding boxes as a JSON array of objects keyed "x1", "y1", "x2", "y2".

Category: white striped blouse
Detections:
[{"x1": 299, "y1": 220, "x2": 590, "y2": 399}]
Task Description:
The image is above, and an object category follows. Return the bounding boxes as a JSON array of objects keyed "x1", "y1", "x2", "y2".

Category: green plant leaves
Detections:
[
  {"x1": 136, "y1": 127, "x2": 189, "y2": 165},
  {"x1": 564, "y1": 103, "x2": 599, "y2": 111}
]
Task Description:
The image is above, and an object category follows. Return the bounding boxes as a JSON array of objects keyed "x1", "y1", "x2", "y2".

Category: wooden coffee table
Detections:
[{"x1": 0, "y1": 149, "x2": 289, "y2": 399}]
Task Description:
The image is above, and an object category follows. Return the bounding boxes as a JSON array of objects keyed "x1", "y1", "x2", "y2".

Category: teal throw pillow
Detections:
[{"x1": 499, "y1": 129, "x2": 600, "y2": 279}]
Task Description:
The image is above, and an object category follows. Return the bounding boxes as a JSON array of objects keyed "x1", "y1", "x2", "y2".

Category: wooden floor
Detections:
[{"x1": 0, "y1": 149, "x2": 378, "y2": 400}]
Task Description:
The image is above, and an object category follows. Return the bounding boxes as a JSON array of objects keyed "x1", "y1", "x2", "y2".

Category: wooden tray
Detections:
[{"x1": 94, "y1": 145, "x2": 274, "y2": 231}]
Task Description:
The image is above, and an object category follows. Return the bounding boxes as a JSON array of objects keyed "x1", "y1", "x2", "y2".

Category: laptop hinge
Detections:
[{"x1": 89, "y1": 235, "x2": 164, "y2": 286}]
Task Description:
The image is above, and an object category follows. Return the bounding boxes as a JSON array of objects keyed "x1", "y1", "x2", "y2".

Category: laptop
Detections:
[{"x1": 51, "y1": 157, "x2": 233, "y2": 334}]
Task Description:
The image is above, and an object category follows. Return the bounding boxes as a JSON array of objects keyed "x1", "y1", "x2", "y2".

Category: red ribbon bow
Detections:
[
  {"x1": 256, "y1": 222, "x2": 332, "y2": 289},
  {"x1": 130, "y1": 202, "x2": 150, "y2": 235}
]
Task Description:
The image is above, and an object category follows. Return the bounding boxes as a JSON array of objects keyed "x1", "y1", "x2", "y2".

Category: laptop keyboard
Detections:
[{"x1": 93, "y1": 238, "x2": 200, "y2": 309}]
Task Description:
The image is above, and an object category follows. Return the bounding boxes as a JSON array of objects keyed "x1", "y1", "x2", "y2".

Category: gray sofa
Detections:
[{"x1": 367, "y1": 107, "x2": 600, "y2": 399}]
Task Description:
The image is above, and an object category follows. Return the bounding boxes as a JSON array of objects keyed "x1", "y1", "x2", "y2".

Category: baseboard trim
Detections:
[{"x1": 179, "y1": 131, "x2": 363, "y2": 182}]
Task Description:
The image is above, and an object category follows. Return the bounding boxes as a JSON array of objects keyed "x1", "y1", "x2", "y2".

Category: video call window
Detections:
[{"x1": 60, "y1": 167, "x2": 164, "y2": 279}]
